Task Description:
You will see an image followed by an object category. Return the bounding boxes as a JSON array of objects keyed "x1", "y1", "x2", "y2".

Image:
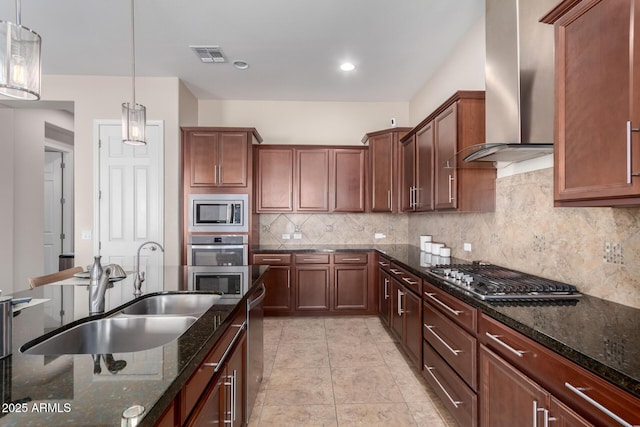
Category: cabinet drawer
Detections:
[
  {"x1": 334, "y1": 252, "x2": 368, "y2": 264},
  {"x1": 479, "y1": 313, "x2": 640, "y2": 426},
  {"x1": 295, "y1": 253, "x2": 330, "y2": 264},
  {"x1": 253, "y1": 253, "x2": 292, "y2": 265},
  {"x1": 389, "y1": 262, "x2": 421, "y2": 295},
  {"x1": 377, "y1": 255, "x2": 392, "y2": 272},
  {"x1": 423, "y1": 302, "x2": 477, "y2": 391},
  {"x1": 423, "y1": 341, "x2": 477, "y2": 427},
  {"x1": 423, "y1": 280, "x2": 477, "y2": 333}
]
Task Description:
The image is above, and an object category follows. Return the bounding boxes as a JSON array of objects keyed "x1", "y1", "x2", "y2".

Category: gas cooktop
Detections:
[{"x1": 427, "y1": 262, "x2": 581, "y2": 301}]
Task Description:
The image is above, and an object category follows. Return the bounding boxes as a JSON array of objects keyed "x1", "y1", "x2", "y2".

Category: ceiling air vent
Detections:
[{"x1": 190, "y1": 46, "x2": 226, "y2": 63}]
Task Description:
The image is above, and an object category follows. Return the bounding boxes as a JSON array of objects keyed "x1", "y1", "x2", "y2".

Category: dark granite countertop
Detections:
[
  {"x1": 253, "y1": 243, "x2": 640, "y2": 399},
  {"x1": 1, "y1": 265, "x2": 268, "y2": 426}
]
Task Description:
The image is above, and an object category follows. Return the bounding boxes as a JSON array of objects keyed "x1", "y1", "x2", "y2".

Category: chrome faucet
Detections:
[
  {"x1": 133, "y1": 241, "x2": 165, "y2": 296},
  {"x1": 89, "y1": 263, "x2": 114, "y2": 315}
]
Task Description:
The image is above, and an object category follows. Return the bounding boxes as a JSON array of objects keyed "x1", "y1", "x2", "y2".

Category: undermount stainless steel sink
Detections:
[
  {"x1": 119, "y1": 293, "x2": 222, "y2": 316},
  {"x1": 20, "y1": 315, "x2": 197, "y2": 355}
]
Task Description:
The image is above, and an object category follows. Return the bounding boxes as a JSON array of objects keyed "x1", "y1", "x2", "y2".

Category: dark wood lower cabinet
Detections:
[
  {"x1": 334, "y1": 264, "x2": 368, "y2": 310},
  {"x1": 389, "y1": 277, "x2": 422, "y2": 366},
  {"x1": 295, "y1": 266, "x2": 330, "y2": 311},
  {"x1": 263, "y1": 266, "x2": 292, "y2": 314},
  {"x1": 377, "y1": 268, "x2": 391, "y2": 326}
]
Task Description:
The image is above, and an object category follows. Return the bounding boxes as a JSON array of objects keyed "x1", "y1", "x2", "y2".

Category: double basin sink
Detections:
[{"x1": 20, "y1": 293, "x2": 222, "y2": 355}]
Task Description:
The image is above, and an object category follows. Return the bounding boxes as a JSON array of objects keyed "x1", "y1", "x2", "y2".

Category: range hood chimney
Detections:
[{"x1": 461, "y1": 0, "x2": 556, "y2": 164}]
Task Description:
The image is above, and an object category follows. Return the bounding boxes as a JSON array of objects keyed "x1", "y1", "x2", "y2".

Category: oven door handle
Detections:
[
  {"x1": 248, "y1": 283, "x2": 266, "y2": 310},
  {"x1": 188, "y1": 245, "x2": 246, "y2": 250}
]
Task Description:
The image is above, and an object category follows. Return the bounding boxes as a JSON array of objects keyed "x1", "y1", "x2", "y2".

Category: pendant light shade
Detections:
[
  {"x1": 0, "y1": 0, "x2": 42, "y2": 100},
  {"x1": 122, "y1": 0, "x2": 146, "y2": 145}
]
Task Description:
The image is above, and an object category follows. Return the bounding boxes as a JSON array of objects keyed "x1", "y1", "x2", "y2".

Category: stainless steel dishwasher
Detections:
[{"x1": 246, "y1": 281, "x2": 265, "y2": 420}]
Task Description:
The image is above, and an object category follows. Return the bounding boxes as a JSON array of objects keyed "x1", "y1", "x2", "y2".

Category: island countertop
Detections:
[{"x1": 1, "y1": 265, "x2": 267, "y2": 426}]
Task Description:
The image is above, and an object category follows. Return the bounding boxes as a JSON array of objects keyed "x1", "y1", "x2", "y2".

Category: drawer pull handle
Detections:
[
  {"x1": 384, "y1": 278, "x2": 389, "y2": 300},
  {"x1": 424, "y1": 365, "x2": 463, "y2": 409},
  {"x1": 425, "y1": 324, "x2": 461, "y2": 356},
  {"x1": 485, "y1": 332, "x2": 525, "y2": 358},
  {"x1": 424, "y1": 292, "x2": 462, "y2": 316},
  {"x1": 378, "y1": 261, "x2": 389, "y2": 267},
  {"x1": 261, "y1": 258, "x2": 282, "y2": 262},
  {"x1": 402, "y1": 277, "x2": 418, "y2": 285},
  {"x1": 565, "y1": 382, "x2": 634, "y2": 427},
  {"x1": 207, "y1": 323, "x2": 246, "y2": 374},
  {"x1": 340, "y1": 258, "x2": 362, "y2": 261},
  {"x1": 389, "y1": 268, "x2": 403, "y2": 275},
  {"x1": 303, "y1": 258, "x2": 323, "y2": 262}
]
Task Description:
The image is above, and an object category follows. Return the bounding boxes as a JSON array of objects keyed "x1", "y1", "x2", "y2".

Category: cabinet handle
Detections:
[
  {"x1": 378, "y1": 261, "x2": 389, "y2": 267},
  {"x1": 425, "y1": 324, "x2": 461, "y2": 356},
  {"x1": 387, "y1": 190, "x2": 391, "y2": 209},
  {"x1": 424, "y1": 292, "x2": 463, "y2": 316},
  {"x1": 533, "y1": 400, "x2": 545, "y2": 427},
  {"x1": 402, "y1": 277, "x2": 418, "y2": 286},
  {"x1": 389, "y1": 268, "x2": 403, "y2": 275},
  {"x1": 303, "y1": 258, "x2": 323, "y2": 262},
  {"x1": 384, "y1": 278, "x2": 389, "y2": 300},
  {"x1": 261, "y1": 258, "x2": 282, "y2": 262},
  {"x1": 409, "y1": 186, "x2": 413, "y2": 208},
  {"x1": 203, "y1": 322, "x2": 246, "y2": 373},
  {"x1": 544, "y1": 409, "x2": 557, "y2": 426},
  {"x1": 448, "y1": 174, "x2": 455, "y2": 203},
  {"x1": 397, "y1": 289, "x2": 404, "y2": 316},
  {"x1": 340, "y1": 258, "x2": 362, "y2": 261},
  {"x1": 424, "y1": 365, "x2": 463, "y2": 408},
  {"x1": 214, "y1": 164, "x2": 219, "y2": 185},
  {"x1": 287, "y1": 269, "x2": 290, "y2": 289},
  {"x1": 485, "y1": 332, "x2": 525, "y2": 358},
  {"x1": 232, "y1": 369, "x2": 237, "y2": 424},
  {"x1": 218, "y1": 164, "x2": 223, "y2": 184},
  {"x1": 565, "y1": 382, "x2": 634, "y2": 427},
  {"x1": 627, "y1": 121, "x2": 640, "y2": 184}
]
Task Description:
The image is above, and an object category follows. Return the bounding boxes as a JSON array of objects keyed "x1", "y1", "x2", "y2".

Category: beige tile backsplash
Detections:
[{"x1": 257, "y1": 167, "x2": 640, "y2": 308}]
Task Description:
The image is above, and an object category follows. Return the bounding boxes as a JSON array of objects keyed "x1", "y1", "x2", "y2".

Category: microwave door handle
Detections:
[{"x1": 227, "y1": 203, "x2": 233, "y2": 224}]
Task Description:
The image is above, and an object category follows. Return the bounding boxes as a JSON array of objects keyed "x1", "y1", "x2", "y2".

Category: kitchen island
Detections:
[{"x1": 2, "y1": 265, "x2": 267, "y2": 426}]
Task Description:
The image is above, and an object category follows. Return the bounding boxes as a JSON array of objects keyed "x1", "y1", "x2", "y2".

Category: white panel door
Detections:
[
  {"x1": 96, "y1": 121, "x2": 164, "y2": 306},
  {"x1": 44, "y1": 151, "x2": 63, "y2": 275}
]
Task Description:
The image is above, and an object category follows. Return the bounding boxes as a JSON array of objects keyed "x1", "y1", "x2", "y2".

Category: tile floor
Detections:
[{"x1": 248, "y1": 316, "x2": 457, "y2": 426}]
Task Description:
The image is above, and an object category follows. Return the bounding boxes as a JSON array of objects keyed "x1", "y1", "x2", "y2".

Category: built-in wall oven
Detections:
[
  {"x1": 187, "y1": 265, "x2": 250, "y2": 303},
  {"x1": 187, "y1": 234, "x2": 248, "y2": 266}
]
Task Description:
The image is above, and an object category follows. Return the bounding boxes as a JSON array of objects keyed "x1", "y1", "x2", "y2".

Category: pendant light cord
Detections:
[
  {"x1": 130, "y1": 0, "x2": 136, "y2": 106},
  {"x1": 15, "y1": 0, "x2": 21, "y2": 25}
]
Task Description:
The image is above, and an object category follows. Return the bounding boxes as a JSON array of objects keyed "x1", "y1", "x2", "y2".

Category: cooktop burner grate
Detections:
[{"x1": 427, "y1": 263, "x2": 581, "y2": 301}]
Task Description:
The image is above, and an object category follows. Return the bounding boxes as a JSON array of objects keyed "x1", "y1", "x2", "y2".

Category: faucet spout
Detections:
[
  {"x1": 133, "y1": 241, "x2": 165, "y2": 296},
  {"x1": 89, "y1": 265, "x2": 113, "y2": 315}
]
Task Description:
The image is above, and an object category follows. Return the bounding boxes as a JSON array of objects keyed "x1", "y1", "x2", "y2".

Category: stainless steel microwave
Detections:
[{"x1": 188, "y1": 194, "x2": 248, "y2": 233}]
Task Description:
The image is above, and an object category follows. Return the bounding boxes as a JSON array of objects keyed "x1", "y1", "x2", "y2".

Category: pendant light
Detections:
[
  {"x1": 122, "y1": 0, "x2": 146, "y2": 145},
  {"x1": 0, "y1": 0, "x2": 41, "y2": 100}
]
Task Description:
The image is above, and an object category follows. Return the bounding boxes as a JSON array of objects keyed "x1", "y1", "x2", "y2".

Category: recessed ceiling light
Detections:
[
  {"x1": 340, "y1": 62, "x2": 355, "y2": 71},
  {"x1": 233, "y1": 60, "x2": 249, "y2": 70}
]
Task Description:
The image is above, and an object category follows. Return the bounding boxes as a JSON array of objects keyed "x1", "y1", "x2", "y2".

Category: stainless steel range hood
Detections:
[{"x1": 456, "y1": 0, "x2": 556, "y2": 165}]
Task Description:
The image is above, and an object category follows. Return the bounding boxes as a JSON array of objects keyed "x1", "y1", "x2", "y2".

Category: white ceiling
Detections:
[{"x1": 0, "y1": 0, "x2": 484, "y2": 102}]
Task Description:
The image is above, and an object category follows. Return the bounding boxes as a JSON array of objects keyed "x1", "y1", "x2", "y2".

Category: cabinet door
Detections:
[
  {"x1": 403, "y1": 289, "x2": 422, "y2": 366},
  {"x1": 415, "y1": 122, "x2": 434, "y2": 211},
  {"x1": 295, "y1": 266, "x2": 330, "y2": 311},
  {"x1": 390, "y1": 279, "x2": 404, "y2": 339},
  {"x1": 550, "y1": 0, "x2": 640, "y2": 204},
  {"x1": 225, "y1": 332, "x2": 246, "y2": 427},
  {"x1": 549, "y1": 396, "x2": 593, "y2": 427},
  {"x1": 296, "y1": 149, "x2": 330, "y2": 211},
  {"x1": 189, "y1": 131, "x2": 220, "y2": 186},
  {"x1": 480, "y1": 345, "x2": 549, "y2": 427},
  {"x1": 333, "y1": 264, "x2": 367, "y2": 310},
  {"x1": 370, "y1": 133, "x2": 396, "y2": 212},
  {"x1": 333, "y1": 149, "x2": 366, "y2": 212},
  {"x1": 378, "y1": 269, "x2": 391, "y2": 326},
  {"x1": 256, "y1": 148, "x2": 294, "y2": 212},
  {"x1": 400, "y1": 136, "x2": 416, "y2": 211},
  {"x1": 434, "y1": 103, "x2": 458, "y2": 210},
  {"x1": 185, "y1": 370, "x2": 224, "y2": 426},
  {"x1": 263, "y1": 266, "x2": 292, "y2": 314},
  {"x1": 218, "y1": 132, "x2": 248, "y2": 187}
]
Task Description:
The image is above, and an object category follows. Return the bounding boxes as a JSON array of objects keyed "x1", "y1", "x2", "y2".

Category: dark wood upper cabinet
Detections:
[
  {"x1": 333, "y1": 148, "x2": 366, "y2": 212},
  {"x1": 296, "y1": 148, "x2": 330, "y2": 211},
  {"x1": 542, "y1": 0, "x2": 640, "y2": 206},
  {"x1": 255, "y1": 147, "x2": 294, "y2": 212},
  {"x1": 401, "y1": 135, "x2": 416, "y2": 212},
  {"x1": 182, "y1": 127, "x2": 262, "y2": 189},
  {"x1": 363, "y1": 128, "x2": 411, "y2": 213},
  {"x1": 415, "y1": 122, "x2": 435, "y2": 211},
  {"x1": 434, "y1": 103, "x2": 458, "y2": 210}
]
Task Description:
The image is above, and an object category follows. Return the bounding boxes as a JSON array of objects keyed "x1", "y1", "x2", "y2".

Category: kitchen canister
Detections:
[
  {"x1": 419, "y1": 235, "x2": 432, "y2": 252},
  {"x1": 439, "y1": 247, "x2": 451, "y2": 257},
  {"x1": 430, "y1": 243, "x2": 444, "y2": 255}
]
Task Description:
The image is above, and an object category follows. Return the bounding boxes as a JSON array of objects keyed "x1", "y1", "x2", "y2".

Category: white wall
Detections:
[
  {"x1": 41, "y1": 75, "x2": 184, "y2": 272},
  {"x1": 197, "y1": 100, "x2": 410, "y2": 145},
  {"x1": 409, "y1": 16, "x2": 486, "y2": 124},
  {"x1": 0, "y1": 109, "x2": 15, "y2": 295}
]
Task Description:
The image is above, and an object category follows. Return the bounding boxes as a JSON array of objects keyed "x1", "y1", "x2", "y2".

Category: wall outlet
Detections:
[
  {"x1": 463, "y1": 242, "x2": 472, "y2": 252},
  {"x1": 282, "y1": 233, "x2": 290, "y2": 240},
  {"x1": 375, "y1": 233, "x2": 386, "y2": 239},
  {"x1": 81, "y1": 230, "x2": 92, "y2": 240},
  {"x1": 293, "y1": 233, "x2": 302, "y2": 239}
]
